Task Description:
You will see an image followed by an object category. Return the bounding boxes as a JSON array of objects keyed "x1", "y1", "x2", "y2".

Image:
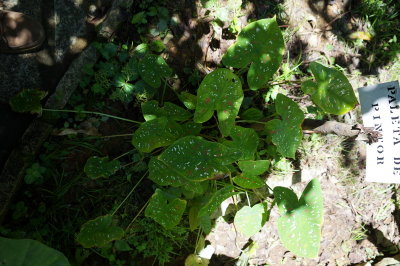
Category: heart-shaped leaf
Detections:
[
  {"x1": 233, "y1": 160, "x2": 269, "y2": 189},
  {"x1": 9, "y1": 89, "x2": 47, "y2": 114},
  {"x1": 198, "y1": 185, "x2": 239, "y2": 217},
  {"x1": 132, "y1": 117, "x2": 184, "y2": 153},
  {"x1": 265, "y1": 94, "x2": 304, "y2": 158},
  {"x1": 149, "y1": 136, "x2": 241, "y2": 191},
  {"x1": 234, "y1": 203, "x2": 265, "y2": 237},
  {"x1": 138, "y1": 54, "x2": 172, "y2": 88},
  {"x1": 141, "y1": 100, "x2": 191, "y2": 121},
  {"x1": 145, "y1": 188, "x2": 187, "y2": 229},
  {"x1": 233, "y1": 175, "x2": 265, "y2": 189},
  {"x1": 76, "y1": 215, "x2": 124, "y2": 248},
  {"x1": 84, "y1": 156, "x2": 120, "y2": 179},
  {"x1": 194, "y1": 68, "x2": 243, "y2": 136},
  {"x1": 0, "y1": 237, "x2": 70, "y2": 266},
  {"x1": 301, "y1": 62, "x2": 358, "y2": 115},
  {"x1": 238, "y1": 160, "x2": 270, "y2": 175},
  {"x1": 222, "y1": 18, "x2": 284, "y2": 90},
  {"x1": 273, "y1": 178, "x2": 324, "y2": 258},
  {"x1": 223, "y1": 126, "x2": 258, "y2": 160}
]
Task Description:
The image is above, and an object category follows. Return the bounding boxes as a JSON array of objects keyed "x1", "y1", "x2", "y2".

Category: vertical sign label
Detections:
[{"x1": 358, "y1": 81, "x2": 400, "y2": 183}]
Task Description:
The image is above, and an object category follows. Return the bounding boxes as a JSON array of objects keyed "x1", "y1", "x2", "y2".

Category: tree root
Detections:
[{"x1": 302, "y1": 119, "x2": 381, "y2": 144}]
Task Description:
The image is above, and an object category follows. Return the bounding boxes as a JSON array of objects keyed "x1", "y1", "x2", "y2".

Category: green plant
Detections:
[
  {"x1": 353, "y1": 0, "x2": 400, "y2": 67},
  {"x1": 9, "y1": 15, "x2": 360, "y2": 262},
  {"x1": 127, "y1": 217, "x2": 188, "y2": 264},
  {"x1": 24, "y1": 163, "x2": 47, "y2": 184},
  {"x1": 0, "y1": 237, "x2": 70, "y2": 266},
  {"x1": 131, "y1": 6, "x2": 170, "y2": 36}
]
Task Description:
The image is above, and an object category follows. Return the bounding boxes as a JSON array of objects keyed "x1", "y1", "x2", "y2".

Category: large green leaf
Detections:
[
  {"x1": 223, "y1": 126, "x2": 258, "y2": 160},
  {"x1": 141, "y1": 100, "x2": 191, "y2": 121},
  {"x1": 132, "y1": 117, "x2": 184, "y2": 153},
  {"x1": 84, "y1": 156, "x2": 120, "y2": 179},
  {"x1": 222, "y1": 18, "x2": 284, "y2": 90},
  {"x1": 76, "y1": 215, "x2": 124, "y2": 248},
  {"x1": 301, "y1": 62, "x2": 358, "y2": 115},
  {"x1": 238, "y1": 160, "x2": 270, "y2": 175},
  {"x1": 0, "y1": 237, "x2": 69, "y2": 266},
  {"x1": 149, "y1": 136, "x2": 241, "y2": 191},
  {"x1": 273, "y1": 178, "x2": 324, "y2": 258},
  {"x1": 194, "y1": 69, "x2": 243, "y2": 136},
  {"x1": 265, "y1": 94, "x2": 304, "y2": 158},
  {"x1": 9, "y1": 89, "x2": 47, "y2": 114},
  {"x1": 198, "y1": 185, "x2": 239, "y2": 217},
  {"x1": 181, "y1": 122, "x2": 202, "y2": 136},
  {"x1": 234, "y1": 203, "x2": 265, "y2": 237},
  {"x1": 233, "y1": 160, "x2": 269, "y2": 189},
  {"x1": 233, "y1": 174, "x2": 265, "y2": 189},
  {"x1": 145, "y1": 189, "x2": 187, "y2": 229},
  {"x1": 138, "y1": 54, "x2": 172, "y2": 88}
]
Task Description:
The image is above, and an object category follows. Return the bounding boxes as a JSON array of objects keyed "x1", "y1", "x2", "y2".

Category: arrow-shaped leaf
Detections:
[
  {"x1": 194, "y1": 68, "x2": 243, "y2": 136},
  {"x1": 233, "y1": 160, "x2": 269, "y2": 189},
  {"x1": 76, "y1": 215, "x2": 124, "y2": 248},
  {"x1": 222, "y1": 18, "x2": 284, "y2": 90},
  {"x1": 234, "y1": 203, "x2": 266, "y2": 237},
  {"x1": 84, "y1": 156, "x2": 120, "y2": 179},
  {"x1": 198, "y1": 185, "x2": 239, "y2": 217},
  {"x1": 223, "y1": 126, "x2": 258, "y2": 160},
  {"x1": 301, "y1": 62, "x2": 358, "y2": 115},
  {"x1": 145, "y1": 189, "x2": 187, "y2": 229},
  {"x1": 148, "y1": 136, "x2": 241, "y2": 191},
  {"x1": 273, "y1": 178, "x2": 324, "y2": 258},
  {"x1": 141, "y1": 100, "x2": 191, "y2": 121},
  {"x1": 9, "y1": 89, "x2": 47, "y2": 114},
  {"x1": 265, "y1": 94, "x2": 304, "y2": 158},
  {"x1": 138, "y1": 54, "x2": 172, "y2": 88},
  {"x1": 132, "y1": 117, "x2": 184, "y2": 153}
]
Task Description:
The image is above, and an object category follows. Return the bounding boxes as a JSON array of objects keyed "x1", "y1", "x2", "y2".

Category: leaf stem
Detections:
[
  {"x1": 113, "y1": 150, "x2": 133, "y2": 161},
  {"x1": 245, "y1": 192, "x2": 251, "y2": 206},
  {"x1": 126, "y1": 199, "x2": 150, "y2": 230},
  {"x1": 42, "y1": 108, "x2": 142, "y2": 124},
  {"x1": 99, "y1": 133, "x2": 134, "y2": 138},
  {"x1": 111, "y1": 170, "x2": 148, "y2": 216},
  {"x1": 236, "y1": 120, "x2": 267, "y2": 124},
  {"x1": 161, "y1": 77, "x2": 181, "y2": 98},
  {"x1": 161, "y1": 78, "x2": 167, "y2": 106}
]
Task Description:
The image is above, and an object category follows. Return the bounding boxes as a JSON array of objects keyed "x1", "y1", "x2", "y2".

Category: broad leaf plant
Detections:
[{"x1": 10, "y1": 17, "x2": 360, "y2": 260}]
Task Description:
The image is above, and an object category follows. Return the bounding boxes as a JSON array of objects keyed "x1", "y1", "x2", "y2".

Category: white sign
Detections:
[{"x1": 358, "y1": 81, "x2": 400, "y2": 183}]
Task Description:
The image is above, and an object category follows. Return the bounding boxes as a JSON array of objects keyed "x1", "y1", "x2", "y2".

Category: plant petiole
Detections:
[
  {"x1": 126, "y1": 199, "x2": 150, "y2": 230},
  {"x1": 111, "y1": 170, "x2": 148, "y2": 216},
  {"x1": 42, "y1": 108, "x2": 142, "y2": 124}
]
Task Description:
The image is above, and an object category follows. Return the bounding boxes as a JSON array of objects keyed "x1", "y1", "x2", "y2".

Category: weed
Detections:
[
  {"x1": 353, "y1": 0, "x2": 400, "y2": 68},
  {"x1": 351, "y1": 224, "x2": 368, "y2": 241},
  {"x1": 127, "y1": 217, "x2": 189, "y2": 264}
]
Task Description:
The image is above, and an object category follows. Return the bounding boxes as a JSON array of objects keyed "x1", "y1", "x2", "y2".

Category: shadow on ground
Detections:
[{"x1": 0, "y1": 0, "x2": 106, "y2": 169}]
